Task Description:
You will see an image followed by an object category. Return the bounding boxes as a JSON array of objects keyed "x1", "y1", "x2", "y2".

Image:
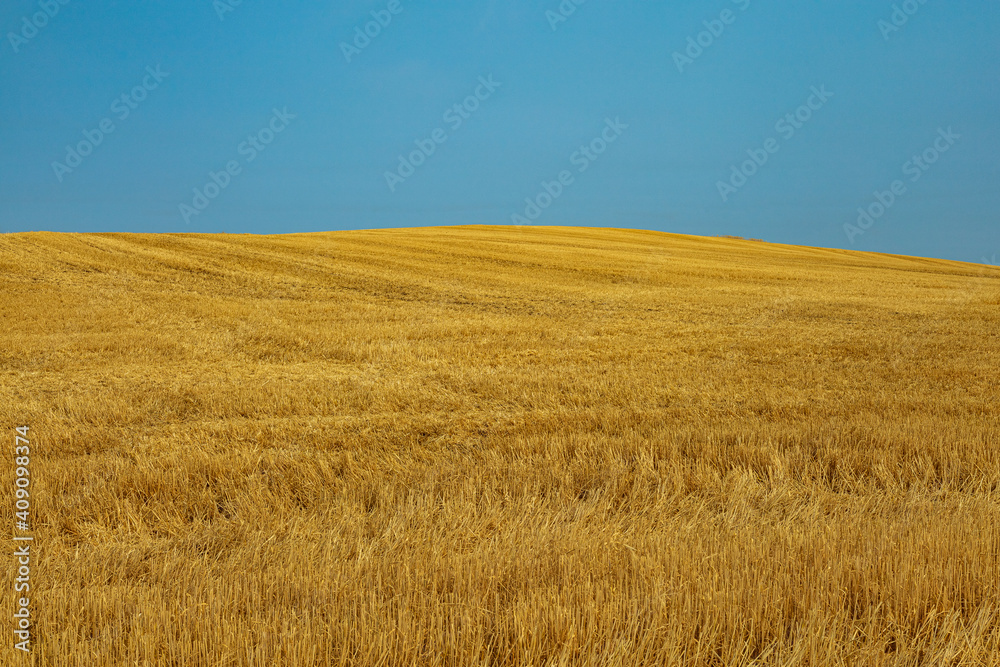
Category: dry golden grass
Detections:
[{"x1": 2, "y1": 226, "x2": 999, "y2": 666}]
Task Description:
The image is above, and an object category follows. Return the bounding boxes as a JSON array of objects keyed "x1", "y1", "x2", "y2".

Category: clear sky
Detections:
[{"x1": 1, "y1": 1, "x2": 997, "y2": 263}]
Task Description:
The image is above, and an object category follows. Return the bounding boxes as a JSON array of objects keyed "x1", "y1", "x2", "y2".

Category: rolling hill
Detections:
[{"x1": 2, "y1": 226, "x2": 999, "y2": 665}]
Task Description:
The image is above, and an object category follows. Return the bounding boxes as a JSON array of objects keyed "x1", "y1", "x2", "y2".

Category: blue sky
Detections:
[{"x1": 1, "y1": 0, "x2": 997, "y2": 263}]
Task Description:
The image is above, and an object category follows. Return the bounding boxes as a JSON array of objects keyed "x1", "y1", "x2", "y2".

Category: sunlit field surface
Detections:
[{"x1": 2, "y1": 226, "x2": 999, "y2": 666}]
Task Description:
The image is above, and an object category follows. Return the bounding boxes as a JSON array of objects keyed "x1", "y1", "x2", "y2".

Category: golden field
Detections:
[{"x1": 2, "y1": 226, "x2": 999, "y2": 666}]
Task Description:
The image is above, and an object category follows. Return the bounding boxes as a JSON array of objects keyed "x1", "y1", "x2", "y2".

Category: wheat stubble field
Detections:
[{"x1": 2, "y1": 226, "x2": 999, "y2": 666}]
